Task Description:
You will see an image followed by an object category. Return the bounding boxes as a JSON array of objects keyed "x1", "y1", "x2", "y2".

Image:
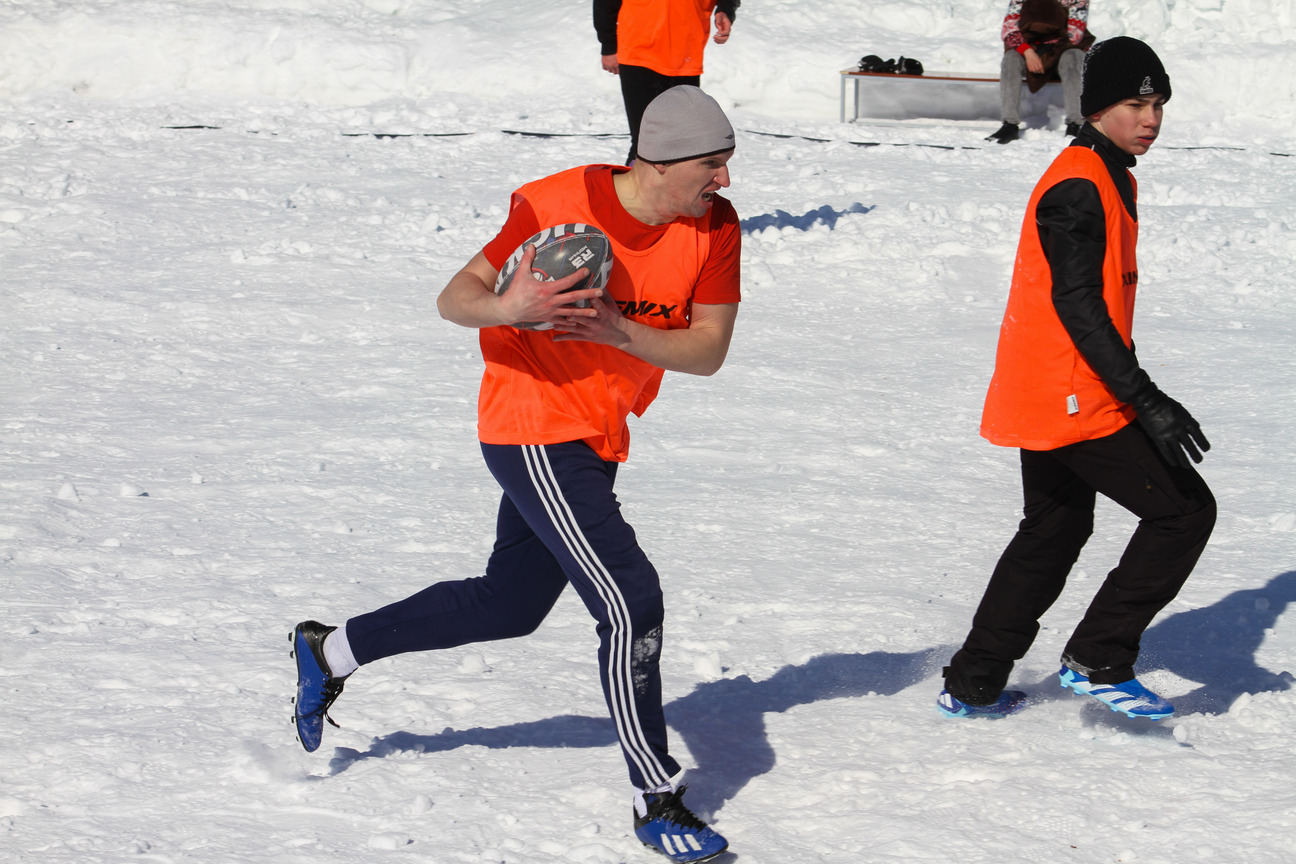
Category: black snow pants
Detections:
[{"x1": 945, "y1": 422, "x2": 1216, "y2": 704}]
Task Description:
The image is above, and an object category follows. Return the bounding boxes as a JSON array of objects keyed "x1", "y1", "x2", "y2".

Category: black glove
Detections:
[{"x1": 1131, "y1": 388, "x2": 1211, "y2": 468}]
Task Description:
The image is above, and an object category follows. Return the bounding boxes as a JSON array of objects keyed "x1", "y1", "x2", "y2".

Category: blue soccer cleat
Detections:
[
  {"x1": 1058, "y1": 665, "x2": 1173, "y2": 720},
  {"x1": 937, "y1": 688, "x2": 1028, "y2": 719},
  {"x1": 291, "y1": 620, "x2": 350, "y2": 752},
  {"x1": 634, "y1": 785, "x2": 728, "y2": 863}
]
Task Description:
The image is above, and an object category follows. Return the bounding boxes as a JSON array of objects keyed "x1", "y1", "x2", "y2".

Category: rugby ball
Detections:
[{"x1": 493, "y1": 223, "x2": 614, "y2": 331}]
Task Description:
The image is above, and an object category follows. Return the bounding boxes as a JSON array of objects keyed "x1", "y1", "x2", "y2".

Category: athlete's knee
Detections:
[
  {"x1": 627, "y1": 585, "x2": 665, "y2": 628},
  {"x1": 495, "y1": 611, "x2": 550, "y2": 640},
  {"x1": 1167, "y1": 474, "x2": 1217, "y2": 539},
  {"x1": 1068, "y1": 512, "x2": 1096, "y2": 548},
  {"x1": 1145, "y1": 489, "x2": 1216, "y2": 559},
  {"x1": 474, "y1": 577, "x2": 561, "y2": 638},
  {"x1": 1182, "y1": 488, "x2": 1217, "y2": 540},
  {"x1": 605, "y1": 556, "x2": 664, "y2": 621}
]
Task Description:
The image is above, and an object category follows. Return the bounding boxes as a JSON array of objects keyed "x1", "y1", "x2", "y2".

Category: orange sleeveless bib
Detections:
[
  {"x1": 981, "y1": 147, "x2": 1139, "y2": 450},
  {"x1": 477, "y1": 166, "x2": 713, "y2": 461}
]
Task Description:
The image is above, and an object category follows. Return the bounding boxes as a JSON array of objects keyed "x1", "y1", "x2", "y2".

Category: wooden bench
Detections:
[{"x1": 840, "y1": 69, "x2": 1001, "y2": 122}]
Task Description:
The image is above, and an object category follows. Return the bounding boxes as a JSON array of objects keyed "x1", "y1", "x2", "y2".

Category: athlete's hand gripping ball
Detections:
[{"x1": 493, "y1": 224, "x2": 614, "y2": 331}]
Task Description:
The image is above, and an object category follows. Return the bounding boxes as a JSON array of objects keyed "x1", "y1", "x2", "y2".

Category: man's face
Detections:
[
  {"x1": 1091, "y1": 95, "x2": 1165, "y2": 156},
  {"x1": 656, "y1": 150, "x2": 734, "y2": 219}
]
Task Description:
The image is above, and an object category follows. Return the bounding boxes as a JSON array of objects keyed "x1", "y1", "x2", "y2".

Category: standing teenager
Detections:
[
  {"x1": 594, "y1": 0, "x2": 740, "y2": 164},
  {"x1": 291, "y1": 86, "x2": 740, "y2": 862},
  {"x1": 939, "y1": 38, "x2": 1216, "y2": 720}
]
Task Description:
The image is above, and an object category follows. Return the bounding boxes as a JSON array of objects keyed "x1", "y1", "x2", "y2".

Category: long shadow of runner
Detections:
[
  {"x1": 666, "y1": 647, "x2": 944, "y2": 810},
  {"x1": 1138, "y1": 569, "x2": 1296, "y2": 715},
  {"x1": 329, "y1": 647, "x2": 945, "y2": 812}
]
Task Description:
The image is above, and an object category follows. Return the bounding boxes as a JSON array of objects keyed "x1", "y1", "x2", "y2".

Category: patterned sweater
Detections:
[{"x1": 1001, "y1": 0, "x2": 1089, "y2": 52}]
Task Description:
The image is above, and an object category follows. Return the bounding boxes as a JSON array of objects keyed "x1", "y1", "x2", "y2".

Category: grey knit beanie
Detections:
[{"x1": 637, "y1": 86, "x2": 735, "y2": 163}]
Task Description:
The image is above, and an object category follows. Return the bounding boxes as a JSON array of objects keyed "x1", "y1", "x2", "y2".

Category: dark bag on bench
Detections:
[{"x1": 857, "y1": 54, "x2": 924, "y2": 75}]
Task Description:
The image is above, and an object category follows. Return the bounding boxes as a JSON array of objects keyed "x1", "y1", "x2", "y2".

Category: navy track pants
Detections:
[{"x1": 345, "y1": 441, "x2": 680, "y2": 790}]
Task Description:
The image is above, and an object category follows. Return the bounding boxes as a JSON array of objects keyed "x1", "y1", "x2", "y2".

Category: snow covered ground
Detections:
[{"x1": 2, "y1": 1, "x2": 1294, "y2": 862}]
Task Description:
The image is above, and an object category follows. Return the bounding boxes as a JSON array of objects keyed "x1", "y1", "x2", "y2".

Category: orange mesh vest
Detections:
[
  {"x1": 617, "y1": 0, "x2": 714, "y2": 77},
  {"x1": 981, "y1": 147, "x2": 1139, "y2": 451},
  {"x1": 477, "y1": 166, "x2": 714, "y2": 462}
]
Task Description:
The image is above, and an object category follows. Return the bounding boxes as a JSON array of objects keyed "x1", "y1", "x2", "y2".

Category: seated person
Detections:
[{"x1": 987, "y1": 0, "x2": 1095, "y2": 143}]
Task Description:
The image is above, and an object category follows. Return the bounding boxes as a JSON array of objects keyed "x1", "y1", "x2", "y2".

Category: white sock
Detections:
[
  {"x1": 633, "y1": 778, "x2": 679, "y2": 818},
  {"x1": 322, "y1": 625, "x2": 359, "y2": 678}
]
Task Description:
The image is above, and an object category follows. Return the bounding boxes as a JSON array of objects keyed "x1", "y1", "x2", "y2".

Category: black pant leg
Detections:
[
  {"x1": 617, "y1": 64, "x2": 700, "y2": 162},
  {"x1": 945, "y1": 448, "x2": 1096, "y2": 703},
  {"x1": 1054, "y1": 423, "x2": 1216, "y2": 683}
]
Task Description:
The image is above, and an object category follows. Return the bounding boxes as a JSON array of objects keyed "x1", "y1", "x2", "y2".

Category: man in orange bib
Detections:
[
  {"x1": 291, "y1": 87, "x2": 739, "y2": 862},
  {"x1": 938, "y1": 39, "x2": 1215, "y2": 721}
]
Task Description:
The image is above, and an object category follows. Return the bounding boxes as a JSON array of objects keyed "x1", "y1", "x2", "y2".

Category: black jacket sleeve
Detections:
[
  {"x1": 1037, "y1": 178, "x2": 1154, "y2": 406},
  {"x1": 717, "y1": 0, "x2": 741, "y2": 21},
  {"x1": 593, "y1": 0, "x2": 621, "y2": 55}
]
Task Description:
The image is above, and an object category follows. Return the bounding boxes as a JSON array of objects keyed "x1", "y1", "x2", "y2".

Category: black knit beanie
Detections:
[{"x1": 1080, "y1": 36, "x2": 1172, "y2": 117}]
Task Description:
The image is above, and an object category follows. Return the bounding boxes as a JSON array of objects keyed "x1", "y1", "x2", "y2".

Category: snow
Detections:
[{"x1": 2, "y1": 1, "x2": 1294, "y2": 862}]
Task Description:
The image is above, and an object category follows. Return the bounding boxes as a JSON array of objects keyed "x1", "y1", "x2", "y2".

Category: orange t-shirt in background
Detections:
[{"x1": 616, "y1": 0, "x2": 716, "y2": 77}]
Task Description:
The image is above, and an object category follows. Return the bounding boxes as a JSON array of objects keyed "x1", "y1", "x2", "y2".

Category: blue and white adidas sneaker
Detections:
[
  {"x1": 937, "y1": 688, "x2": 1028, "y2": 719},
  {"x1": 634, "y1": 785, "x2": 728, "y2": 863},
  {"x1": 1058, "y1": 665, "x2": 1174, "y2": 720}
]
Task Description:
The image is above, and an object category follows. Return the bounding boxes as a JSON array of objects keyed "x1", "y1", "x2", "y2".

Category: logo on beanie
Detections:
[{"x1": 1139, "y1": 76, "x2": 1154, "y2": 95}]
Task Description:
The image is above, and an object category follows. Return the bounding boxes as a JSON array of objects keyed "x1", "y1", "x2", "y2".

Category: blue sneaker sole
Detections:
[
  {"x1": 291, "y1": 622, "x2": 341, "y2": 752},
  {"x1": 638, "y1": 841, "x2": 728, "y2": 863},
  {"x1": 936, "y1": 689, "x2": 1027, "y2": 719},
  {"x1": 291, "y1": 628, "x2": 322, "y2": 751}
]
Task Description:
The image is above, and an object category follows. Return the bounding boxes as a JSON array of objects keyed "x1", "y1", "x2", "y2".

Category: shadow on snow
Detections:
[
  {"x1": 739, "y1": 202, "x2": 874, "y2": 235},
  {"x1": 325, "y1": 571, "x2": 1295, "y2": 807},
  {"x1": 328, "y1": 647, "x2": 943, "y2": 812},
  {"x1": 1138, "y1": 569, "x2": 1296, "y2": 715}
]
